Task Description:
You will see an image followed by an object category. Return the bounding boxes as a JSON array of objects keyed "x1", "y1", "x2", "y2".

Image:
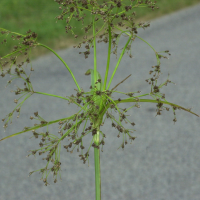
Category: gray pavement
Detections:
[{"x1": 0, "y1": 3, "x2": 200, "y2": 200}]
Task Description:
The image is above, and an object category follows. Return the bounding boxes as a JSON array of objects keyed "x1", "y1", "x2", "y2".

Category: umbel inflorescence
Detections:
[
  {"x1": 54, "y1": 0, "x2": 158, "y2": 59},
  {"x1": 0, "y1": 0, "x2": 198, "y2": 186}
]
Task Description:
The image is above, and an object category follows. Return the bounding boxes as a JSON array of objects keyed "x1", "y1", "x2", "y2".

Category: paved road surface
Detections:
[{"x1": 0, "y1": 3, "x2": 200, "y2": 200}]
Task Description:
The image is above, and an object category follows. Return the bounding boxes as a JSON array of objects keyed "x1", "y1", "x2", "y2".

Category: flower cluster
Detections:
[
  {"x1": 0, "y1": 29, "x2": 37, "y2": 69},
  {"x1": 54, "y1": 0, "x2": 158, "y2": 59},
  {"x1": 26, "y1": 74, "x2": 139, "y2": 185},
  {"x1": 1, "y1": 0, "x2": 198, "y2": 187}
]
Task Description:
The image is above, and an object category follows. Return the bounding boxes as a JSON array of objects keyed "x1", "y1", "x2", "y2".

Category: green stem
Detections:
[
  {"x1": 135, "y1": 35, "x2": 160, "y2": 65},
  {"x1": 94, "y1": 130, "x2": 101, "y2": 200},
  {"x1": 33, "y1": 91, "x2": 83, "y2": 108},
  {"x1": 113, "y1": 25, "x2": 161, "y2": 65},
  {"x1": 1, "y1": 47, "x2": 28, "y2": 59},
  {"x1": 99, "y1": 97, "x2": 199, "y2": 119},
  {"x1": 0, "y1": 115, "x2": 76, "y2": 142},
  {"x1": 103, "y1": 24, "x2": 112, "y2": 91},
  {"x1": 37, "y1": 43, "x2": 81, "y2": 91},
  {"x1": 85, "y1": 13, "x2": 106, "y2": 192},
  {"x1": 34, "y1": 91, "x2": 70, "y2": 101},
  {"x1": 135, "y1": 35, "x2": 156, "y2": 53},
  {"x1": 93, "y1": 14, "x2": 97, "y2": 84},
  {"x1": 118, "y1": 98, "x2": 200, "y2": 117},
  {"x1": 106, "y1": 36, "x2": 132, "y2": 90}
]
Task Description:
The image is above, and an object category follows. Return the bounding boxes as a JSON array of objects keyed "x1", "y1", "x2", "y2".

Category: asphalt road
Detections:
[{"x1": 0, "y1": 3, "x2": 200, "y2": 200}]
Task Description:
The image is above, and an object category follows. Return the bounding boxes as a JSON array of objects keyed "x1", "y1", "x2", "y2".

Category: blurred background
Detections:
[
  {"x1": 0, "y1": 1, "x2": 200, "y2": 200},
  {"x1": 0, "y1": 0, "x2": 199, "y2": 59}
]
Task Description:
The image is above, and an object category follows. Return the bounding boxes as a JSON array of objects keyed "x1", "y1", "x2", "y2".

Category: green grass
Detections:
[{"x1": 0, "y1": 0, "x2": 199, "y2": 59}]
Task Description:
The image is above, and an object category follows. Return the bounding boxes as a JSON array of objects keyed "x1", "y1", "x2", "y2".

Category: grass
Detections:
[{"x1": 0, "y1": 0, "x2": 199, "y2": 60}]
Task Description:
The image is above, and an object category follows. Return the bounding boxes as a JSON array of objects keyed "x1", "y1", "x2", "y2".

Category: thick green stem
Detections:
[{"x1": 94, "y1": 130, "x2": 101, "y2": 200}]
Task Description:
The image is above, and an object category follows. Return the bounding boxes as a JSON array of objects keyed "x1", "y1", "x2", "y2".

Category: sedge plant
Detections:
[{"x1": 0, "y1": 1, "x2": 199, "y2": 200}]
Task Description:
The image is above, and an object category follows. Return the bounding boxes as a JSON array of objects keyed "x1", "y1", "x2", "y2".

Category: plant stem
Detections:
[
  {"x1": 103, "y1": 24, "x2": 112, "y2": 91},
  {"x1": 106, "y1": 35, "x2": 132, "y2": 90},
  {"x1": 93, "y1": 14, "x2": 97, "y2": 84},
  {"x1": 37, "y1": 43, "x2": 81, "y2": 91},
  {"x1": 94, "y1": 130, "x2": 101, "y2": 200}
]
